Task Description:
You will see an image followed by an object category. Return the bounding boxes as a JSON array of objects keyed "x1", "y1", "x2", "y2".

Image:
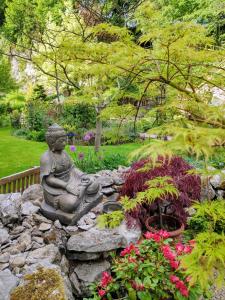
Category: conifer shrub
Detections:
[
  {"x1": 10, "y1": 267, "x2": 66, "y2": 300},
  {"x1": 120, "y1": 156, "x2": 201, "y2": 225}
]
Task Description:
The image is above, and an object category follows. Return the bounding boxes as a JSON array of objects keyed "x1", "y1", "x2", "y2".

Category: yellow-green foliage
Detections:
[
  {"x1": 121, "y1": 176, "x2": 178, "y2": 211},
  {"x1": 97, "y1": 210, "x2": 124, "y2": 229},
  {"x1": 181, "y1": 232, "x2": 225, "y2": 290},
  {"x1": 10, "y1": 267, "x2": 67, "y2": 300}
]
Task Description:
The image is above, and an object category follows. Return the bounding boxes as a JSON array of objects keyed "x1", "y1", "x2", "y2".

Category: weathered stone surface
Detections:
[
  {"x1": 74, "y1": 260, "x2": 110, "y2": 283},
  {"x1": 209, "y1": 171, "x2": 225, "y2": 189},
  {"x1": 26, "y1": 244, "x2": 61, "y2": 265},
  {"x1": 67, "y1": 251, "x2": 101, "y2": 261},
  {"x1": 21, "y1": 201, "x2": 40, "y2": 216},
  {"x1": 60, "y1": 255, "x2": 69, "y2": 275},
  {"x1": 118, "y1": 220, "x2": 142, "y2": 247},
  {"x1": 21, "y1": 184, "x2": 44, "y2": 206},
  {"x1": 69, "y1": 272, "x2": 82, "y2": 296},
  {"x1": 64, "y1": 225, "x2": 79, "y2": 236},
  {"x1": 201, "y1": 178, "x2": 216, "y2": 201},
  {"x1": 63, "y1": 276, "x2": 74, "y2": 300},
  {"x1": 102, "y1": 187, "x2": 115, "y2": 195},
  {"x1": 0, "y1": 269, "x2": 19, "y2": 300},
  {"x1": 17, "y1": 231, "x2": 32, "y2": 251},
  {"x1": 33, "y1": 213, "x2": 52, "y2": 224},
  {"x1": 216, "y1": 190, "x2": 225, "y2": 199},
  {"x1": 107, "y1": 193, "x2": 120, "y2": 202},
  {"x1": 0, "y1": 253, "x2": 10, "y2": 264},
  {"x1": 77, "y1": 212, "x2": 96, "y2": 230},
  {"x1": 39, "y1": 222, "x2": 52, "y2": 231},
  {"x1": 97, "y1": 176, "x2": 114, "y2": 187},
  {"x1": 0, "y1": 193, "x2": 21, "y2": 225},
  {"x1": 0, "y1": 228, "x2": 9, "y2": 245},
  {"x1": 67, "y1": 227, "x2": 124, "y2": 253},
  {"x1": 10, "y1": 226, "x2": 25, "y2": 235},
  {"x1": 9, "y1": 254, "x2": 27, "y2": 269},
  {"x1": 0, "y1": 263, "x2": 9, "y2": 271},
  {"x1": 54, "y1": 220, "x2": 62, "y2": 229}
]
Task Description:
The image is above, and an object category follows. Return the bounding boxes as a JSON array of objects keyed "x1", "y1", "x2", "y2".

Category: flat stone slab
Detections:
[
  {"x1": 74, "y1": 260, "x2": 110, "y2": 283},
  {"x1": 67, "y1": 227, "x2": 124, "y2": 253}
]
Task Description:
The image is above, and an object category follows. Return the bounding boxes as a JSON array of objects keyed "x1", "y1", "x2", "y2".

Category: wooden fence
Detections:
[{"x1": 0, "y1": 167, "x2": 40, "y2": 194}]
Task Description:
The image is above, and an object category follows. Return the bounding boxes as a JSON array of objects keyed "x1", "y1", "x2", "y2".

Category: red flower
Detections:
[
  {"x1": 158, "y1": 229, "x2": 170, "y2": 239},
  {"x1": 180, "y1": 286, "x2": 189, "y2": 297},
  {"x1": 120, "y1": 244, "x2": 140, "y2": 257},
  {"x1": 175, "y1": 242, "x2": 184, "y2": 255},
  {"x1": 170, "y1": 260, "x2": 179, "y2": 269},
  {"x1": 98, "y1": 289, "x2": 106, "y2": 297},
  {"x1": 144, "y1": 232, "x2": 161, "y2": 242},
  {"x1": 170, "y1": 275, "x2": 180, "y2": 283},
  {"x1": 185, "y1": 276, "x2": 191, "y2": 282},
  {"x1": 162, "y1": 245, "x2": 176, "y2": 261},
  {"x1": 183, "y1": 245, "x2": 192, "y2": 254},
  {"x1": 101, "y1": 272, "x2": 112, "y2": 288}
]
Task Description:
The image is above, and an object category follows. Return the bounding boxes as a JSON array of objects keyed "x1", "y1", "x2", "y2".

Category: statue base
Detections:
[{"x1": 40, "y1": 192, "x2": 103, "y2": 225}]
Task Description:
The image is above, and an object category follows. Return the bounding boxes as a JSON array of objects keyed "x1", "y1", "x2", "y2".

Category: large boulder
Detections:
[
  {"x1": 0, "y1": 193, "x2": 21, "y2": 225},
  {"x1": 67, "y1": 227, "x2": 123, "y2": 253},
  {"x1": 21, "y1": 184, "x2": 44, "y2": 206},
  {"x1": 0, "y1": 269, "x2": 19, "y2": 300}
]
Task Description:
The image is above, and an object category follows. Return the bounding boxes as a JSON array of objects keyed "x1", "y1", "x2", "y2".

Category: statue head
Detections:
[{"x1": 46, "y1": 124, "x2": 67, "y2": 151}]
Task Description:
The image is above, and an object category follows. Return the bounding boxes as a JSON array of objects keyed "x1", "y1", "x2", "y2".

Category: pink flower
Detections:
[
  {"x1": 101, "y1": 272, "x2": 112, "y2": 288},
  {"x1": 180, "y1": 286, "x2": 189, "y2": 297},
  {"x1": 170, "y1": 260, "x2": 179, "y2": 269},
  {"x1": 144, "y1": 232, "x2": 161, "y2": 243},
  {"x1": 185, "y1": 276, "x2": 191, "y2": 282},
  {"x1": 120, "y1": 244, "x2": 140, "y2": 257},
  {"x1": 183, "y1": 245, "x2": 192, "y2": 254},
  {"x1": 98, "y1": 289, "x2": 106, "y2": 297},
  {"x1": 162, "y1": 245, "x2": 176, "y2": 261},
  {"x1": 175, "y1": 243, "x2": 184, "y2": 255},
  {"x1": 170, "y1": 275, "x2": 180, "y2": 283},
  {"x1": 158, "y1": 230, "x2": 170, "y2": 239}
]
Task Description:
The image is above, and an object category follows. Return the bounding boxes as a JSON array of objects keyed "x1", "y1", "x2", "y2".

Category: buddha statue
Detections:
[{"x1": 40, "y1": 124, "x2": 102, "y2": 225}]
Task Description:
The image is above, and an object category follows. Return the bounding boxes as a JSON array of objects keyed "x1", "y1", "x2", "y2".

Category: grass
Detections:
[{"x1": 0, "y1": 128, "x2": 141, "y2": 178}]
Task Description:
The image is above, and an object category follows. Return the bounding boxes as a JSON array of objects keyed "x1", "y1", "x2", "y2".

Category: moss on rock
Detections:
[{"x1": 10, "y1": 267, "x2": 67, "y2": 300}]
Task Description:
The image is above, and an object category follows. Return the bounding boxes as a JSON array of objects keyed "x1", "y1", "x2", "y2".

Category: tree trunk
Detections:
[{"x1": 95, "y1": 116, "x2": 102, "y2": 152}]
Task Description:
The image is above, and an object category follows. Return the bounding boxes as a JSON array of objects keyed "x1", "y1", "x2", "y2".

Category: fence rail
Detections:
[{"x1": 0, "y1": 167, "x2": 40, "y2": 194}]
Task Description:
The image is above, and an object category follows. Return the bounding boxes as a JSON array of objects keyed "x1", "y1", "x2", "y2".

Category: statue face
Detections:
[{"x1": 53, "y1": 135, "x2": 67, "y2": 151}]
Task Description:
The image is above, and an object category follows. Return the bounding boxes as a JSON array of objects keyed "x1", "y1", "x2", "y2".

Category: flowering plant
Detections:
[{"x1": 86, "y1": 231, "x2": 205, "y2": 300}]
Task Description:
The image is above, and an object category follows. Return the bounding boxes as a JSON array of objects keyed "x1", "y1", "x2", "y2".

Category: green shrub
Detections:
[
  {"x1": 70, "y1": 147, "x2": 128, "y2": 173},
  {"x1": 61, "y1": 101, "x2": 96, "y2": 134},
  {"x1": 188, "y1": 200, "x2": 225, "y2": 234},
  {"x1": 26, "y1": 130, "x2": 46, "y2": 142},
  {"x1": 10, "y1": 110, "x2": 21, "y2": 128}
]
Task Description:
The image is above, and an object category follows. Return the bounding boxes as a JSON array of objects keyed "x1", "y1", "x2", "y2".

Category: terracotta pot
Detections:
[{"x1": 145, "y1": 214, "x2": 184, "y2": 238}]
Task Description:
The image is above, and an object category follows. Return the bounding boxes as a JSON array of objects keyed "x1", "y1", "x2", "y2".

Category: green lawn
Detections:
[{"x1": 0, "y1": 128, "x2": 141, "y2": 178}]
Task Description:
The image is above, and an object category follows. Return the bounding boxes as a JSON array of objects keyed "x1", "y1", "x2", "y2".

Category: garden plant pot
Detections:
[{"x1": 145, "y1": 214, "x2": 184, "y2": 238}]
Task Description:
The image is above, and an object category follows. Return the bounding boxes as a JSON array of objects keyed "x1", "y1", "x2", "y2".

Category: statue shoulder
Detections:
[
  {"x1": 40, "y1": 150, "x2": 53, "y2": 178},
  {"x1": 40, "y1": 150, "x2": 52, "y2": 166}
]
